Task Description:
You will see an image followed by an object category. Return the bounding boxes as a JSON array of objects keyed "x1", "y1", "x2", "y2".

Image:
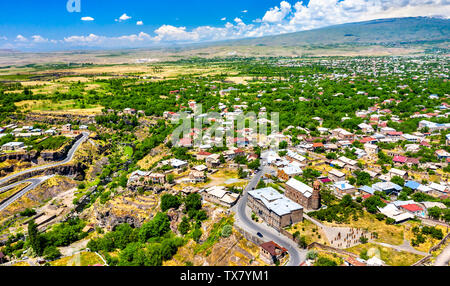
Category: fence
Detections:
[
  {"x1": 307, "y1": 242, "x2": 359, "y2": 258},
  {"x1": 234, "y1": 225, "x2": 264, "y2": 246}
]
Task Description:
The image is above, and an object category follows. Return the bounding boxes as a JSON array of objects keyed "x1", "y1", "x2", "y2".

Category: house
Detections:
[
  {"x1": 344, "y1": 257, "x2": 367, "y2": 267},
  {"x1": 404, "y1": 181, "x2": 421, "y2": 191},
  {"x1": 170, "y1": 159, "x2": 188, "y2": 169},
  {"x1": 196, "y1": 151, "x2": 212, "y2": 161},
  {"x1": 378, "y1": 204, "x2": 414, "y2": 223},
  {"x1": 205, "y1": 154, "x2": 221, "y2": 168},
  {"x1": 192, "y1": 164, "x2": 208, "y2": 172},
  {"x1": 177, "y1": 137, "x2": 192, "y2": 148},
  {"x1": 328, "y1": 168, "x2": 346, "y2": 182},
  {"x1": 333, "y1": 181, "x2": 357, "y2": 197},
  {"x1": 259, "y1": 241, "x2": 288, "y2": 265},
  {"x1": 372, "y1": 182, "x2": 403, "y2": 195},
  {"x1": 337, "y1": 156, "x2": 358, "y2": 171},
  {"x1": 436, "y1": 149, "x2": 450, "y2": 160},
  {"x1": 247, "y1": 187, "x2": 303, "y2": 230},
  {"x1": 1, "y1": 141, "x2": 25, "y2": 151},
  {"x1": 358, "y1": 123, "x2": 374, "y2": 134},
  {"x1": 364, "y1": 143, "x2": 379, "y2": 158},
  {"x1": 277, "y1": 163, "x2": 303, "y2": 181},
  {"x1": 393, "y1": 155, "x2": 407, "y2": 165},
  {"x1": 61, "y1": 124, "x2": 72, "y2": 133},
  {"x1": 359, "y1": 185, "x2": 375, "y2": 195},
  {"x1": 428, "y1": 183, "x2": 448, "y2": 196},
  {"x1": 285, "y1": 150, "x2": 306, "y2": 164},
  {"x1": 388, "y1": 168, "x2": 408, "y2": 180},
  {"x1": 201, "y1": 186, "x2": 240, "y2": 208},
  {"x1": 399, "y1": 204, "x2": 425, "y2": 217},
  {"x1": 188, "y1": 171, "x2": 206, "y2": 183},
  {"x1": 123, "y1": 108, "x2": 136, "y2": 115}
]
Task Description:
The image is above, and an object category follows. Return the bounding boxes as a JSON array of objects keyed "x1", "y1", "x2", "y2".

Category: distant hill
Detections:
[{"x1": 223, "y1": 17, "x2": 450, "y2": 47}]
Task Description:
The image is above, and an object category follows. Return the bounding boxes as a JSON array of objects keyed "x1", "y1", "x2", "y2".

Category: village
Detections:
[{"x1": 0, "y1": 54, "x2": 448, "y2": 267}]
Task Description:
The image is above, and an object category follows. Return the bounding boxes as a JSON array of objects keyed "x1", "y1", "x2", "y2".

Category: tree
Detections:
[
  {"x1": 427, "y1": 207, "x2": 441, "y2": 220},
  {"x1": 390, "y1": 176, "x2": 405, "y2": 186},
  {"x1": 160, "y1": 194, "x2": 181, "y2": 212},
  {"x1": 298, "y1": 236, "x2": 307, "y2": 249},
  {"x1": 279, "y1": 141, "x2": 288, "y2": 149},
  {"x1": 363, "y1": 196, "x2": 386, "y2": 214},
  {"x1": 28, "y1": 220, "x2": 44, "y2": 256},
  {"x1": 43, "y1": 246, "x2": 62, "y2": 261},
  {"x1": 247, "y1": 159, "x2": 260, "y2": 170},
  {"x1": 178, "y1": 216, "x2": 191, "y2": 235},
  {"x1": 167, "y1": 174, "x2": 175, "y2": 184},
  {"x1": 314, "y1": 257, "x2": 337, "y2": 266},
  {"x1": 192, "y1": 228, "x2": 202, "y2": 242},
  {"x1": 184, "y1": 193, "x2": 202, "y2": 214}
]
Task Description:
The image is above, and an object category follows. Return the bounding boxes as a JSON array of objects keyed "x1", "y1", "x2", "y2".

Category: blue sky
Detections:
[{"x1": 0, "y1": 0, "x2": 448, "y2": 51}]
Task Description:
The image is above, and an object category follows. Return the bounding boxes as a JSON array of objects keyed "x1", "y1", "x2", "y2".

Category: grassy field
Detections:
[
  {"x1": 346, "y1": 243, "x2": 424, "y2": 266},
  {"x1": 286, "y1": 218, "x2": 329, "y2": 245},
  {"x1": 323, "y1": 211, "x2": 405, "y2": 245},
  {"x1": 15, "y1": 99, "x2": 103, "y2": 115},
  {"x1": 50, "y1": 251, "x2": 105, "y2": 266},
  {"x1": 403, "y1": 221, "x2": 449, "y2": 253}
]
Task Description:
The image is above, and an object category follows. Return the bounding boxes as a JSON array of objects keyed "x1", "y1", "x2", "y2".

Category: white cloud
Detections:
[
  {"x1": 262, "y1": 1, "x2": 292, "y2": 23},
  {"x1": 64, "y1": 33, "x2": 101, "y2": 43},
  {"x1": 221, "y1": 17, "x2": 227, "y2": 21},
  {"x1": 119, "y1": 13, "x2": 132, "y2": 22},
  {"x1": 32, "y1": 35, "x2": 48, "y2": 43},
  {"x1": 136, "y1": 21, "x2": 144, "y2": 26},
  {"x1": 242, "y1": 10, "x2": 248, "y2": 13},
  {"x1": 81, "y1": 16, "x2": 94, "y2": 21},
  {"x1": 15, "y1": 35, "x2": 28, "y2": 42}
]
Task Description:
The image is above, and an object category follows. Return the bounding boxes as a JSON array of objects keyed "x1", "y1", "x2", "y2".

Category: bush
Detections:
[
  {"x1": 221, "y1": 225, "x2": 233, "y2": 238},
  {"x1": 160, "y1": 194, "x2": 181, "y2": 212},
  {"x1": 20, "y1": 208, "x2": 36, "y2": 217},
  {"x1": 43, "y1": 246, "x2": 62, "y2": 261}
]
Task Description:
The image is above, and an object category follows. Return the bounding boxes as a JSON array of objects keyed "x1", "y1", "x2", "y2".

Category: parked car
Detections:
[{"x1": 257, "y1": 232, "x2": 263, "y2": 238}]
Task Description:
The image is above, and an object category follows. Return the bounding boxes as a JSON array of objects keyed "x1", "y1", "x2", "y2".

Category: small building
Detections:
[
  {"x1": 333, "y1": 181, "x2": 357, "y2": 197},
  {"x1": 1, "y1": 141, "x2": 25, "y2": 151},
  {"x1": 201, "y1": 186, "x2": 239, "y2": 208},
  {"x1": 188, "y1": 170, "x2": 206, "y2": 183},
  {"x1": 260, "y1": 241, "x2": 287, "y2": 265},
  {"x1": 399, "y1": 204, "x2": 425, "y2": 217},
  {"x1": 61, "y1": 124, "x2": 72, "y2": 133},
  {"x1": 328, "y1": 168, "x2": 346, "y2": 182},
  {"x1": 277, "y1": 164, "x2": 303, "y2": 181}
]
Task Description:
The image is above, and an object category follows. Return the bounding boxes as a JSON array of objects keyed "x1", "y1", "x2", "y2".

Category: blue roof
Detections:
[
  {"x1": 359, "y1": 185, "x2": 375, "y2": 194},
  {"x1": 405, "y1": 180, "x2": 420, "y2": 190}
]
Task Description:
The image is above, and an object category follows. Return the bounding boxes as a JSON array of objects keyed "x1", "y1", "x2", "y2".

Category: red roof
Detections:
[
  {"x1": 406, "y1": 158, "x2": 420, "y2": 164},
  {"x1": 393, "y1": 155, "x2": 407, "y2": 163},
  {"x1": 360, "y1": 137, "x2": 376, "y2": 143},
  {"x1": 313, "y1": 142, "x2": 324, "y2": 148},
  {"x1": 260, "y1": 241, "x2": 287, "y2": 256},
  {"x1": 345, "y1": 257, "x2": 366, "y2": 266},
  {"x1": 400, "y1": 204, "x2": 423, "y2": 212},
  {"x1": 362, "y1": 194, "x2": 373, "y2": 199},
  {"x1": 197, "y1": 151, "x2": 212, "y2": 156}
]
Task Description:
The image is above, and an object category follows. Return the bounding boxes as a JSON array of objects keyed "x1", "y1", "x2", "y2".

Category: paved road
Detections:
[
  {"x1": 232, "y1": 164, "x2": 306, "y2": 266},
  {"x1": 434, "y1": 243, "x2": 450, "y2": 266},
  {"x1": 0, "y1": 132, "x2": 89, "y2": 186},
  {"x1": 0, "y1": 175, "x2": 54, "y2": 212}
]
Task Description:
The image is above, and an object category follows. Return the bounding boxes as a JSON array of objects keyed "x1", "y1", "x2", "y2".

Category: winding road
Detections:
[
  {"x1": 0, "y1": 132, "x2": 89, "y2": 211},
  {"x1": 232, "y1": 163, "x2": 306, "y2": 266},
  {"x1": 0, "y1": 132, "x2": 89, "y2": 186},
  {"x1": 0, "y1": 176, "x2": 55, "y2": 212}
]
